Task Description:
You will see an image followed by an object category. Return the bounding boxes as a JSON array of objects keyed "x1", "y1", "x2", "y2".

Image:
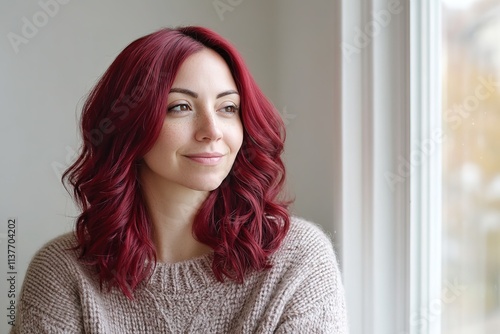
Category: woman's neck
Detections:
[{"x1": 139, "y1": 166, "x2": 213, "y2": 263}]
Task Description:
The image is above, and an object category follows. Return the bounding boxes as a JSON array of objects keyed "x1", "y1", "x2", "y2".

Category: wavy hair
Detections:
[{"x1": 63, "y1": 26, "x2": 290, "y2": 298}]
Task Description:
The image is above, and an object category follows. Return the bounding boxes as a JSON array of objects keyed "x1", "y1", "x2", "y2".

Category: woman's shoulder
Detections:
[
  {"x1": 29, "y1": 232, "x2": 79, "y2": 267},
  {"x1": 13, "y1": 233, "x2": 91, "y2": 332},
  {"x1": 265, "y1": 218, "x2": 347, "y2": 332},
  {"x1": 272, "y1": 216, "x2": 339, "y2": 267},
  {"x1": 21, "y1": 232, "x2": 82, "y2": 296},
  {"x1": 36, "y1": 231, "x2": 77, "y2": 250},
  {"x1": 284, "y1": 216, "x2": 337, "y2": 252}
]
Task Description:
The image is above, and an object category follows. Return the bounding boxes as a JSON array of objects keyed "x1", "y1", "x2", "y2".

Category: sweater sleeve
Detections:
[
  {"x1": 274, "y1": 222, "x2": 349, "y2": 334},
  {"x1": 10, "y1": 234, "x2": 85, "y2": 334}
]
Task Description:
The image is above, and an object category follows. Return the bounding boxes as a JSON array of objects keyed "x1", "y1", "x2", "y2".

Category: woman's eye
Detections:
[
  {"x1": 167, "y1": 104, "x2": 191, "y2": 113},
  {"x1": 219, "y1": 105, "x2": 239, "y2": 114}
]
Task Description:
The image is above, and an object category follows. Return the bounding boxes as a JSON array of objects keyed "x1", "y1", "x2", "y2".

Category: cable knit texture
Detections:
[{"x1": 11, "y1": 217, "x2": 348, "y2": 333}]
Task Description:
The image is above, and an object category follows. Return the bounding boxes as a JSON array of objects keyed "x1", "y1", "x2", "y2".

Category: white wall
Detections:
[
  {"x1": 273, "y1": 0, "x2": 342, "y2": 252},
  {"x1": 0, "y1": 1, "x2": 340, "y2": 332}
]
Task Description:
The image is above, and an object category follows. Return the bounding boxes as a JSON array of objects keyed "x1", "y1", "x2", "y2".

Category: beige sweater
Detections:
[{"x1": 11, "y1": 217, "x2": 348, "y2": 333}]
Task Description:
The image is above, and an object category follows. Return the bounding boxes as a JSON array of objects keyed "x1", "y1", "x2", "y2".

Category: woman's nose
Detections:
[{"x1": 194, "y1": 108, "x2": 223, "y2": 142}]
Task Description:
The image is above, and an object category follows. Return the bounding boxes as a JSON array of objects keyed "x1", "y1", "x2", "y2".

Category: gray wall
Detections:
[{"x1": 0, "y1": 1, "x2": 339, "y2": 331}]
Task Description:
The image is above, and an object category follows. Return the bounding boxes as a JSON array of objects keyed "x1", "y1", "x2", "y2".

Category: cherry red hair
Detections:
[{"x1": 64, "y1": 26, "x2": 290, "y2": 298}]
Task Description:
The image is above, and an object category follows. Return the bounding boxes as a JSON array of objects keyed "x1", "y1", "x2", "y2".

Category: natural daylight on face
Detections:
[{"x1": 140, "y1": 48, "x2": 244, "y2": 193}]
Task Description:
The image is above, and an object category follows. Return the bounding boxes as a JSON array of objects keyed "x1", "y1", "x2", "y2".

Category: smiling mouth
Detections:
[{"x1": 184, "y1": 153, "x2": 224, "y2": 165}]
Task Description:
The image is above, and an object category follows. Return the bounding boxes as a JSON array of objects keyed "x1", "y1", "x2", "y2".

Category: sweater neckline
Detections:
[
  {"x1": 154, "y1": 251, "x2": 214, "y2": 268},
  {"x1": 146, "y1": 252, "x2": 220, "y2": 294}
]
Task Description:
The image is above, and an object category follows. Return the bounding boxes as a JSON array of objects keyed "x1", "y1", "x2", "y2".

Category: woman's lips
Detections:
[{"x1": 184, "y1": 153, "x2": 224, "y2": 165}]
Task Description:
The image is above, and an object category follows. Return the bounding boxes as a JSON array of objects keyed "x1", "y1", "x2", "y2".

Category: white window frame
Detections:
[
  {"x1": 410, "y1": 1, "x2": 442, "y2": 334},
  {"x1": 336, "y1": 0, "x2": 442, "y2": 333}
]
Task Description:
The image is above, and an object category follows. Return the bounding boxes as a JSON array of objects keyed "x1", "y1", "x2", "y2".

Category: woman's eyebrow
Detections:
[
  {"x1": 169, "y1": 88, "x2": 239, "y2": 99},
  {"x1": 216, "y1": 90, "x2": 239, "y2": 98},
  {"x1": 169, "y1": 87, "x2": 198, "y2": 98}
]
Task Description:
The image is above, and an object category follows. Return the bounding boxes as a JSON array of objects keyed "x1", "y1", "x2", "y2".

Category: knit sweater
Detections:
[{"x1": 11, "y1": 217, "x2": 348, "y2": 333}]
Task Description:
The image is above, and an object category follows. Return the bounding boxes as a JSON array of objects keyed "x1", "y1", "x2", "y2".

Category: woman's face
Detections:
[{"x1": 141, "y1": 48, "x2": 244, "y2": 193}]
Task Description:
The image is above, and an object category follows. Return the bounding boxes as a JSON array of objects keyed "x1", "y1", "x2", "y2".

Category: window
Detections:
[
  {"x1": 331, "y1": 0, "x2": 500, "y2": 332},
  {"x1": 441, "y1": 0, "x2": 500, "y2": 332}
]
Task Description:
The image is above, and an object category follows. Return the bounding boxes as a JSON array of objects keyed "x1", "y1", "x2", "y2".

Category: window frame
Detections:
[
  {"x1": 338, "y1": 0, "x2": 443, "y2": 333},
  {"x1": 339, "y1": 0, "x2": 412, "y2": 333},
  {"x1": 410, "y1": 1, "x2": 443, "y2": 334}
]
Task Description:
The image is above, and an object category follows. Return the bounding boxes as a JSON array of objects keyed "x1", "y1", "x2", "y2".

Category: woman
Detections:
[{"x1": 12, "y1": 26, "x2": 348, "y2": 333}]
